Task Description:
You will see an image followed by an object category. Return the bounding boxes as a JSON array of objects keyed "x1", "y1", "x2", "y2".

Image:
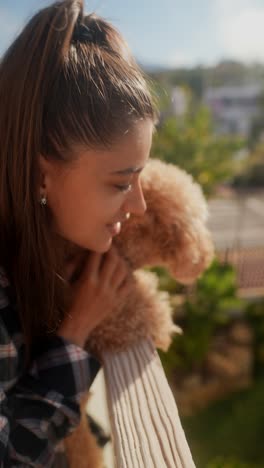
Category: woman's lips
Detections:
[{"x1": 106, "y1": 221, "x2": 121, "y2": 236}]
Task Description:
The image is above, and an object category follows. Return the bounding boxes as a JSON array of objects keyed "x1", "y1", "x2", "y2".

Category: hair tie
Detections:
[{"x1": 72, "y1": 23, "x2": 94, "y2": 43}]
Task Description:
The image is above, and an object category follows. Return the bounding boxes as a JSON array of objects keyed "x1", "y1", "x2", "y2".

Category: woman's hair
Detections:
[{"x1": 0, "y1": 0, "x2": 157, "y2": 358}]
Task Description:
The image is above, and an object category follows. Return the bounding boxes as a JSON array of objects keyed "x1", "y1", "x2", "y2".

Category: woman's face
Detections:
[{"x1": 39, "y1": 119, "x2": 153, "y2": 252}]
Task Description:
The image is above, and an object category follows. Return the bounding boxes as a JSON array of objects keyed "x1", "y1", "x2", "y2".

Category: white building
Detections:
[{"x1": 204, "y1": 83, "x2": 262, "y2": 136}]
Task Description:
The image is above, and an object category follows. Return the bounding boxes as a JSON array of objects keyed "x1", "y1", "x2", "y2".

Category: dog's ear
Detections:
[
  {"x1": 140, "y1": 159, "x2": 209, "y2": 232},
  {"x1": 140, "y1": 159, "x2": 214, "y2": 282},
  {"x1": 165, "y1": 221, "x2": 214, "y2": 284}
]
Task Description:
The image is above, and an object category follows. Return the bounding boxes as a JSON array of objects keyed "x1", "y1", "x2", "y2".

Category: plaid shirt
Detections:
[{"x1": 0, "y1": 268, "x2": 101, "y2": 467}]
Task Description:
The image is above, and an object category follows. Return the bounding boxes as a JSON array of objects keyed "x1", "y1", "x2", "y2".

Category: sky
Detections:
[{"x1": 0, "y1": 0, "x2": 264, "y2": 68}]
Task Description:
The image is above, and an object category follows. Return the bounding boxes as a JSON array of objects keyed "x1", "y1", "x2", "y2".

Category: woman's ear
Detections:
[{"x1": 37, "y1": 154, "x2": 56, "y2": 194}]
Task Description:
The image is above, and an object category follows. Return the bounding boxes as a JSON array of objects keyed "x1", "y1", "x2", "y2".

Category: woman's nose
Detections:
[{"x1": 125, "y1": 181, "x2": 147, "y2": 216}]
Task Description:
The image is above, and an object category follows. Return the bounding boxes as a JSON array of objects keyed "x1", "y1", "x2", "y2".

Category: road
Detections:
[
  {"x1": 207, "y1": 192, "x2": 264, "y2": 291},
  {"x1": 208, "y1": 192, "x2": 264, "y2": 251}
]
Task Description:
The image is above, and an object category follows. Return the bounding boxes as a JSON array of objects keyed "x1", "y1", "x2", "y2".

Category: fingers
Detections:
[
  {"x1": 75, "y1": 247, "x2": 130, "y2": 296},
  {"x1": 64, "y1": 251, "x2": 87, "y2": 283},
  {"x1": 100, "y1": 248, "x2": 119, "y2": 284},
  {"x1": 64, "y1": 258, "x2": 77, "y2": 282},
  {"x1": 85, "y1": 251, "x2": 103, "y2": 282},
  {"x1": 110, "y1": 262, "x2": 128, "y2": 290},
  {"x1": 62, "y1": 246, "x2": 132, "y2": 346},
  {"x1": 117, "y1": 276, "x2": 131, "y2": 297},
  {"x1": 101, "y1": 248, "x2": 130, "y2": 290}
]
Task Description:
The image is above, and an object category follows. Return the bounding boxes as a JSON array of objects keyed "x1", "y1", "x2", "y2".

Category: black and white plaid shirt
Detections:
[{"x1": 0, "y1": 267, "x2": 101, "y2": 467}]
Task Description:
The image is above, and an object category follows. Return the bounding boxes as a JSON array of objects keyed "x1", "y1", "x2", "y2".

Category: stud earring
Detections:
[{"x1": 40, "y1": 195, "x2": 47, "y2": 206}]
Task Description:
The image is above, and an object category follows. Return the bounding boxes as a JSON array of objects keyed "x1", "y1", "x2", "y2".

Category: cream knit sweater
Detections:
[{"x1": 103, "y1": 338, "x2": 195, "y2": 468}]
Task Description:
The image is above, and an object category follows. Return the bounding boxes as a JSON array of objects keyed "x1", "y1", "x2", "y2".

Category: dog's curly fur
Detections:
[{"x1": 64, "y1": 159, "x2": 214, "y2": 467}]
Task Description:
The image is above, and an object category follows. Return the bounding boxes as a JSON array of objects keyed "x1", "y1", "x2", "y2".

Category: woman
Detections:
[{"x1": 0, "y1": 0, "x2": 156, "y2": 465}]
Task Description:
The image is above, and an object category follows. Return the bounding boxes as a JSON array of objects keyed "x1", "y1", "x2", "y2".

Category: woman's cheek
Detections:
[{"x1": 96, "y1": 189, "x2": 116, "y2": 215}]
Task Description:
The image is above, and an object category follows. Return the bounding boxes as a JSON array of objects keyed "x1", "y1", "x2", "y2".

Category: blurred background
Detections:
[{"x1": 1, "y1": 1, "x2": 264, "y2": 467}]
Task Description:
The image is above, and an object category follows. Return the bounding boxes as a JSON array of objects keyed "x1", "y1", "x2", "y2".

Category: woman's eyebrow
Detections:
[{"x1": 110, "y1": 166, "x2": 143, "y2": 175}]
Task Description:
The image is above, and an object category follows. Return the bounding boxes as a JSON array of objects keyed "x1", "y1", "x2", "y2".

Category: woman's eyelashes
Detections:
[{"x1": 114, "y1": 183, "x2": 132, "y2": 193}]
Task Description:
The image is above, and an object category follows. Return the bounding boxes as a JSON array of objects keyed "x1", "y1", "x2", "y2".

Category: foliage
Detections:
[
  {"x1": 159, "y1": 259, "x2": 244, "y2": 375},
  {"x1": 183, "y1": 378, "x2": 264, "y2": 467},
  {"x1": 206, "y1": 458, "x2": 258, "y2": 468},
  {"x1": 248, "y1": 89, "x2": 264, "y2": 149},
  {"x1": 149, "y1": 78, "x2": 173, "y2": 113},
  {"x1": 151, "y1": 66, "x2": 206, "y2": 99},
  {"x1": 150, "y1": 61, "x2": 264, "y2": 98},
  {"x1": 149, "y1": 265, "x2": 183, "y2": 294},
  {"x1": 151, "y1": 108, "x2": 243, "y2": 195},
  {"x1": 232, "y1": 143, "x2": 264, "y2": 189},
  {"x1": 206, "y1": 458, "x2": 259, "y2": 468},
  {"x1": 245, "y1": 299, "x2": 264, "y2": 376}
]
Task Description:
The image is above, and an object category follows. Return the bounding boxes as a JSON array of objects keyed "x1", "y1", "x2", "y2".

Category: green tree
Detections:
[
  {"x1": 159, "y1": 260, "x2": 244, "y2": 375},
  {"x1": 151, "y1": 107, "x2": 243, "y2": 195},
  {"x1": 206, "y1": 458, "x2": 259, "y2": 468},
  {"x1": 232, "y1": 143, "x2": 264, "y2": 189},
  {"x1": 248, "y1": 89, "x2": 264, "y2": 149}
]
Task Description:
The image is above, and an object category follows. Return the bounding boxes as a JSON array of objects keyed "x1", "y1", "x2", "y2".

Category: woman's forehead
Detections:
[
  {"x1": 104, "y1": 121, "x2": 153, "y2": 171},
  {"x1": 73, "y1": 119, "x2": 153, "y2": 173}
]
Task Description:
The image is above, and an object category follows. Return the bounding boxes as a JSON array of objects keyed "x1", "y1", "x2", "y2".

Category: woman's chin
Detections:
[
  {"x1": 64, "y1": 229, "x2": 114, "y2": 253},
  {"x1": 89, "y1": 235, "x2": 113, "y2": 253},
  {"x1": 102, "y1": 236, "x2": 113, "y2": 252}
]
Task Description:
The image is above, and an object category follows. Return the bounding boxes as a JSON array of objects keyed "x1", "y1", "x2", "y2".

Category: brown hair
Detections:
[{"x1": 0, "y1": 0, "x2": 157, "y2": 358}]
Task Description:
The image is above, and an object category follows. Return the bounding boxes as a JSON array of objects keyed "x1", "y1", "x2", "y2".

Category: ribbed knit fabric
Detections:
[{"x1": 103, "y1": 339, "x2": 195, "y2": 468}]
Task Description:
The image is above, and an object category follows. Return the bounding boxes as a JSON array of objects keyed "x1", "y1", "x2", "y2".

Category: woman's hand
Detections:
[{"x1": 57, "y1": 247, "x2": 130, "y2": 348}]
